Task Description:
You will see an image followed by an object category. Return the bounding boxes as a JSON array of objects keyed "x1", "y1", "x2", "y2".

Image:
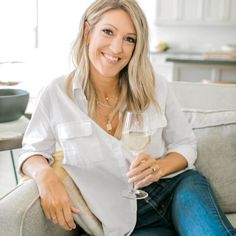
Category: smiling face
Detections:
[{"x1": 86, "y1": 9, "x2": 137, "y2": 82}]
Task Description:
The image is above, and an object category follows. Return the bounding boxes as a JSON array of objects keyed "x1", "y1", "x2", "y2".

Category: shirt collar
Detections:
[
  {"x1": 71, "y1": 75, "x2": 86, "y2": 99},
  {"x1": 71, "y1": 75, "x2": 89, "y2": 114},
  {"x1": 71, "y1": 75, "x2": 126, "y2": 114},
  {"x1": 72, "y1": 75, "x2": 82, "y2": 92}
]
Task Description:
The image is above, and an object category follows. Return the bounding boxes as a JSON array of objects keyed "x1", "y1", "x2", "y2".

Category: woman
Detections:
[{"x1": 19, "y1": 0, "x2": 236, "y2": 235}]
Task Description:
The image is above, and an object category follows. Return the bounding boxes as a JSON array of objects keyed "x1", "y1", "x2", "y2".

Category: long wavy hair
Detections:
[{"x1": 66, "y1": 0, "x2": 158, "y2": 135}]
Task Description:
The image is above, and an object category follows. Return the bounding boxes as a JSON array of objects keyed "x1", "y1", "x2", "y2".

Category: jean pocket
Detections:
[{"x1": 57, "y1": 120, "x2": 104, "y2": 168}]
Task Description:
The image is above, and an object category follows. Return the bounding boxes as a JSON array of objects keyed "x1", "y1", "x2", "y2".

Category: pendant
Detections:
[{"x1": 106, "y1": 122, "x2": 112, "y2": 131}]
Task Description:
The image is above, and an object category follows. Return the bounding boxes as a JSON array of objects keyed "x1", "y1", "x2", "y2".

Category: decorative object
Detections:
[{"x1": 0, "y1": 89, "x2": 29, "y2": 122}]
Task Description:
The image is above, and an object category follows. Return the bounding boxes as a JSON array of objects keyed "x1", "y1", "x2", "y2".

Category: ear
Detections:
[{"x1": 84, "y1": 21, "x2": 90, "y2": 45}]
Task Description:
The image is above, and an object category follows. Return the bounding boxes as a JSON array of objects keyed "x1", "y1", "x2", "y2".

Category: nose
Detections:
[{"x1": 110, "y1": 36, "x2": 123, "y2": 54}]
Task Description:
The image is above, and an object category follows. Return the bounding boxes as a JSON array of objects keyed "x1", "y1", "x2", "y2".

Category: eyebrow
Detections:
[{"x1": 103, "y1": 23, "x2": 137, "y2": 37}]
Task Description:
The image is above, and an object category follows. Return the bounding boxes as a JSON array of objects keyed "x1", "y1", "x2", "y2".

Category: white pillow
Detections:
[
  {"x1": 21, "y1": 152, "x2": 104, "y2": 236},
  {"x1": 52, "y1": 152, "x2": 104, "y2": 236}
]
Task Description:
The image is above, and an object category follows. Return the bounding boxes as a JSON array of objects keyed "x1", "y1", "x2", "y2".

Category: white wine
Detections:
[
  {"x1": 122, "y1": 131, "x2": 151, "y2": 154},
  {"x1": 121, "y1": 112, "x2": 150, "y2": 199}
]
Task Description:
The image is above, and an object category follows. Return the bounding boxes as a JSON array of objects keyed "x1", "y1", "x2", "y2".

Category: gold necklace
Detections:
[
  {"x1": 96, "y1": 97, "x2": 118, "y2": 109},
  {"x1": 96, "y1": 109, "x2": 114, "y2": 131},
  {"x1": 96, "y1": 97, "x2": 118, "y2": 131},
  {"x1": 106, "y1": 114, "x2": 113, "y2": 131}
]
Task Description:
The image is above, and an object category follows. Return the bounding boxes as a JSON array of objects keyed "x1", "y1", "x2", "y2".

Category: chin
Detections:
[{"x1": 98, "y1": 69, "x2": 120, "y2": 79}]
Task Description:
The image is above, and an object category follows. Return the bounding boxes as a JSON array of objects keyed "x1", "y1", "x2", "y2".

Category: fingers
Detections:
[
  {"x1": 41, "y1": 198, "x2": 78, "y2": 231},
  {"x1": 128, "y1": 163, "x2": 161, "y2": 184},
  {"x1": 41, "y1": 201, "x2": 51, "y2": 221},
  {"x1": 135, "y1": 168, "x2": 163, "y2": 189},
  {"x1": 37, "y1": 171, "x2": 80, "y2": 231},
  {"x1": 40, "y1": 199, "x2": 52, "y2": 221},
  {"x1": 50, "y1": 213, "x2": 58, "y2": 224},
  {"x1": 71, "y1": 206, "x2": 80, "y2": 214},
  {"x1": 50, "y1": 205, "x2": 77, "y2": 230},
  {"x1": 55, "y1": 208, "x2": 71, "y2": 231},
  {"x1": 127, "y1": 153, "x2": 164, "y2": 188},
  {"x1": 130, "y1": 153, "x2": 148, "y2": 169},
  {"x1": 128, "y1": 154, "x2": 155, "y2": 178},
  {"x1": 128, "y1": 164, "x2": 158, "y2": 182},
  {"x1": 62, "y1": 204, "x2": 77, "y2": 230}
]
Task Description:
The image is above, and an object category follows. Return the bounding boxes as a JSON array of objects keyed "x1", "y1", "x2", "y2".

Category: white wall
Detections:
[
  {"x1": 1, "y1": 1, "x2": 235, "y2": 91},
  {"x1": 37, "y1": 0, "x2": 156, "y2": 76},
  {"x1": 36, "y1": 0, "x2": 94, "y2": 78},
  {"x1": 137, "y1": 0, "x2": 236, "y2": 52},
  {"x1": 151, "y1": 26, "x2": 236, "y2": 52},
  {"x1": 35, "y1": 0, "x2": 158, "y2": 80}
]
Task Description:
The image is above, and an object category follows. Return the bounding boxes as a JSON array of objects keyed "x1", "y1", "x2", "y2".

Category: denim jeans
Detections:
[{"x1": 131, "y1": 170, "x2": 236, "y2": 236}]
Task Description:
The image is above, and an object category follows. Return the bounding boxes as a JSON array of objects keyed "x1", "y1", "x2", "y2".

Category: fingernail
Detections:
[{"x1": 72, "y1": 207, "x2": 80, "y2": 214}]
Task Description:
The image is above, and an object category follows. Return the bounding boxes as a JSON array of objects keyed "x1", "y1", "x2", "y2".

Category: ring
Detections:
[{"x1": 150, "y1": 166, "x2": 156, "y2": 173}]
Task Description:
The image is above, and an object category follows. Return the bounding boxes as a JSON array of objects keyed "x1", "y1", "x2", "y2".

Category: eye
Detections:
[
  {"x1": 125, "y1": 36, "x2": 136, "y2": 44},
  {"x1": 102, "y1": 29, "x2": 113, "y2": 36}
]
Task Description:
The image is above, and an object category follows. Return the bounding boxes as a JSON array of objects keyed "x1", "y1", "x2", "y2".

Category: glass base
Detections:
[{"x1": 124, "y1": 189, "x2": 148, "y2": 200}]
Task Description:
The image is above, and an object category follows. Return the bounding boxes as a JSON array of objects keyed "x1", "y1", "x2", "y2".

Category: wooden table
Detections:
[{"x1": 0, "y1": 116, "x2": 29, "y2": 184}]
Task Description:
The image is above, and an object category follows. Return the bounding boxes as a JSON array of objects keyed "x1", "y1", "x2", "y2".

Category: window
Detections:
[
  {"x1": 0, "y1": 0, "x2": 37, "y2": 60},
  {"x1": 0, "y1": 0, "x2": 155, "y2": 90}
]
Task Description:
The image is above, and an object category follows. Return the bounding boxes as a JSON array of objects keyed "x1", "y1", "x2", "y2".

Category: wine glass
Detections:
[{"x1": 121, "y1": 111, "x2": 151, "y2": 199}]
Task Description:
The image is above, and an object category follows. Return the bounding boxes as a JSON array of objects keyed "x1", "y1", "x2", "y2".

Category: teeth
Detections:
[{"x1": 103, "y1": 53, "x2": 119, "y2": 62}]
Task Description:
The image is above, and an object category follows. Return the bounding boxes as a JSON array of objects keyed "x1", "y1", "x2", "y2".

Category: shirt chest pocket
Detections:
[{"x1": 57, "y1": 121, "x2": 104, "y2": 168}]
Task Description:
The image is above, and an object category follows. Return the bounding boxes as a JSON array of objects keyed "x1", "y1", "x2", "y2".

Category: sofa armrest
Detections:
[{"x1": 0, "y1": 179, "x2": 80, "y2": 236}]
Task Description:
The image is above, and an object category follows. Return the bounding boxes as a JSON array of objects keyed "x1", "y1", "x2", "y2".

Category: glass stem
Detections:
[
  {"x1": 129, "y1": 151, "x2": 140, "y2": 194},
  {"x1": 131, "y1": 183, "x2": 135, "y2": 193}
]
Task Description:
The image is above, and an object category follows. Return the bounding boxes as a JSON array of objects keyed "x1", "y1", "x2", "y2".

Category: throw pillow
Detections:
[
  {"x1": 21, "y1": 152, "x2": 104, "y2": 236},
  {"x1": 52, "y1": 152, "x2": 104, "y2": 236}
]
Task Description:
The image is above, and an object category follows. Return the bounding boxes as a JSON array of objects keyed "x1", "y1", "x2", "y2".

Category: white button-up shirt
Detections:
[{"x1": 18, "y1": 75, "x2": 197, "y2": 236}]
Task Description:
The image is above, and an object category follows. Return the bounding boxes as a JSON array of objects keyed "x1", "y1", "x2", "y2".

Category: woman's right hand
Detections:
[{"x1": 34, "y1": 166, "x2": 79, "y2": 231}]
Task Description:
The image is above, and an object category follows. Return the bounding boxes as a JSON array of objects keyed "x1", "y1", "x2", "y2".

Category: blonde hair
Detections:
[{"x1": 66, "y1": 0, "x2": 158, "y2": 134}]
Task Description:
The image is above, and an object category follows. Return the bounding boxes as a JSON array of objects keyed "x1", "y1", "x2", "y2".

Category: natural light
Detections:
[{"x1": 0, "y1": 0, "x2": 156, "y2": 97}]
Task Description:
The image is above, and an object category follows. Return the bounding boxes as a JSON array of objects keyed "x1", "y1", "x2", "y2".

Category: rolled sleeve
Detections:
[
  {"x1": 18, "y1": 89, "x2": 56, "y2": 176},
  {"x1": 163, "y1": 83, "x2": 197, "y2": 169},
  {"x1": 166, "y1": 145, "x2": 197, "y2": 169},
  {"x1": 18, "y1": 151, "x2": 54, "y2": 176}
]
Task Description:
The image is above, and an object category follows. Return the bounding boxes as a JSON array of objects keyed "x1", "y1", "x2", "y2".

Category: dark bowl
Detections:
[{"x1": 0, "y1": 89, "x2": 29, "y2": 122}]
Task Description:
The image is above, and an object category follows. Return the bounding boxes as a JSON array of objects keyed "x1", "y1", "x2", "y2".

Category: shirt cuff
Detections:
[{"x1": 18, "y1": 152, "x2": 54, "y2": 176}]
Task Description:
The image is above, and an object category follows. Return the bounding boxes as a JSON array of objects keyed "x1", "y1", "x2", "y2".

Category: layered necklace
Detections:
[{"x1": 96, "y1": 96, "x2": 118, "y2": 131}]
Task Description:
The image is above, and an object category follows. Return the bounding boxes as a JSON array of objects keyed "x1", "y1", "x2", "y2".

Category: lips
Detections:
[{"x1": 102, "y1": 52, "x2": 120, "y2": 63}]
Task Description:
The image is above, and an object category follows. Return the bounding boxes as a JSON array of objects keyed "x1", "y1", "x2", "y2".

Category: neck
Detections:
[{"x1": 91, "y1": 76, "x2": 120, "y2": 100}]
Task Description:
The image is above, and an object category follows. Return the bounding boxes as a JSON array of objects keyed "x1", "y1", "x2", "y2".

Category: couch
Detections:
[{"x1": 0, "y1": 81, "x2": 236, "y2": 236}]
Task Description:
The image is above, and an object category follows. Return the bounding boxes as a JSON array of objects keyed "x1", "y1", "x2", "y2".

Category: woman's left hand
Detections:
[{"x1": 126, "y1": 153, "x2": 164, "y2": 189}]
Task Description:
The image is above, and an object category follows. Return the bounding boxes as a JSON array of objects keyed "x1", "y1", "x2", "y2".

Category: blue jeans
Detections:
[{"x1": 131, "y1": 170, "x2": 236, "y2": 236}]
